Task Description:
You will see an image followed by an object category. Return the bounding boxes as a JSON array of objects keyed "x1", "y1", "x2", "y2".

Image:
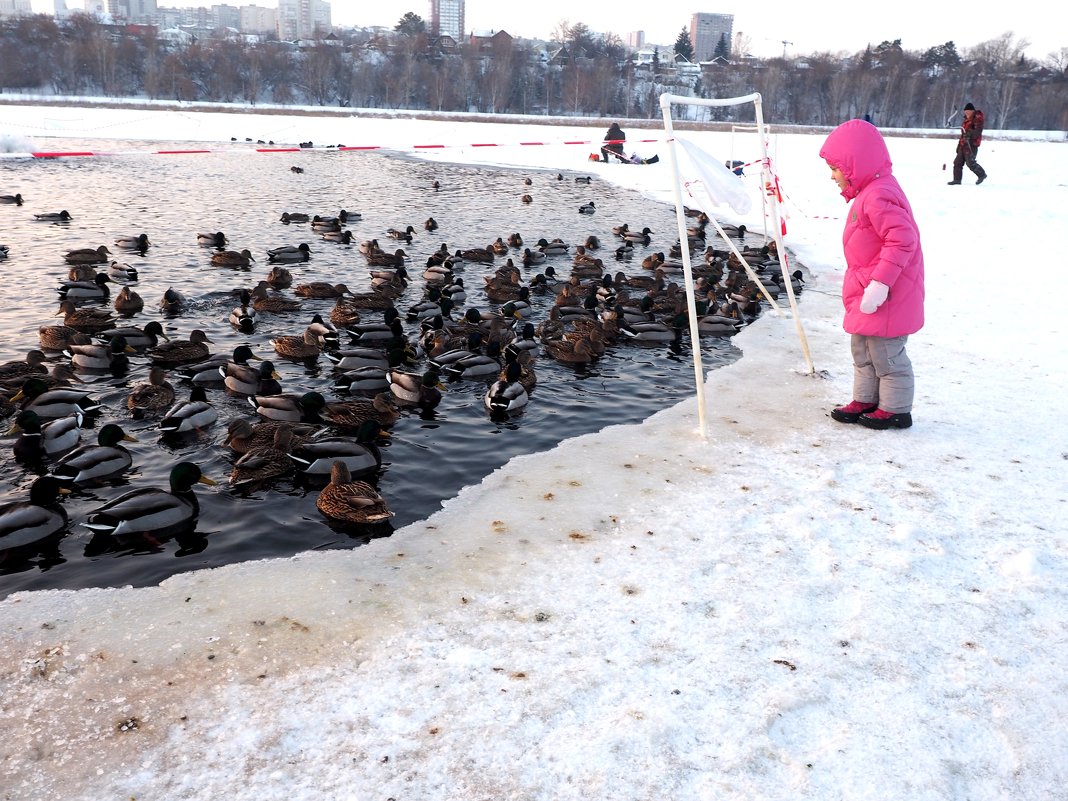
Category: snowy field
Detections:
[{"x1": 0, "y1": 102, "x2": 1066, "y2": 801}]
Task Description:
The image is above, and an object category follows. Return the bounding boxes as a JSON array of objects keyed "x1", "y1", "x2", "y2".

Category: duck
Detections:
[
  {"x1": 267, "y1": 243, "x2": 312, "y2": 263},
  {"x1": 289, "y1": 420, "x2": 387, "y2": 478},
  {"x1": 8, "y1": 409, "x2": 83, "y2": 462},
  {"x1": 279, "y1": 212, "x2": 310, "y2": 224},
  {"x1": 265, "y1": 265, "x2": 294, "y2": 289},
  {"x1": 320, "y1": 229, "x2": 353, "y2": 244},
  {"x1": 57, "y1": 272, "x2": 112, "y2": 301},
  {"x1": 113, "y1": 285, "x2": 144, "y2": 315},
  {"x1": 345, "y1": 315, "x2": 404, "y2": 345},
  {"x1": 38, "y1": 324, "x2": 84, "y2": 352},
  {"x1": 307, "y1": 314, "x2": 340, "y2": 350},
  {"x1": 718, "y1": 222, "x2": 748, "y2": 238},
  {"x1": 0, "y1": 350, "x2": 48, "y2": 385},
  {"x1": 522, "y1": 248, "x2": 546, "y2": 267},
  {"x1": 224, "y1": 359, "x2": 280, "y2": 396},
  {"x1": 250, "y1": 282, "x2": 301, "y2": 313},
  {"x1": 366, "y1": 248, "x2": 407, "y2": 268},
  {"x1": 114, "y1": 233, "x2": 150, "y2": 251},
  {"x1": 424, "y1": 217, "x2": 438, "y2": 231},
  {"x1": 584, "y1": 235, "x2": 601, "y2": 250},
  {"x1": 223, "y1": 418, "x2": 315, "y2": 456},
  {"x1": 623, "y1": 227, "x2": 654, "y2": 244},
  {"x1": 35, "y1": 210, "x2": 72, "y2": 222},
  {"x1": 329, "y1": 296, "x2": 366, "y2": 326},
  {"x1": 108, "y1": 261, "x2": 139, "y2": 282},
  {"x1": 212, "y1": 248, "x2": 255, "y2": 267},
  {"x1": 294, "y1": 281, "x2": 352, "y2": 299},
  {"x1": 331, "y1": 365, "x2": 389, "y2": 393},
  {"x1": 249, "y1": 391, "x2": 327, "y2": 423},
  {"x1": 229, "y1": 290, "x2": 257, "y2": 333},
  {"x1": 324, "y1": 346, "x2": 392, "y2": 372},
  {"x1": 387, "y1": 369, "x2": 444, "y2": 410},
  {"x1": 159, "y1": 287, "x2": 187, "y2": 314},
  {"x1": 64, "y1": 245, "x2": 111, "y2": 265},
  {"x1": 66, "y1": 264, "x2": 98, "y2": 283},
  {"x1": 460, "y1": 247, "x2": 494, "y2": 263},
  {"x1": 521, "y1": 194, "x2": 533, "y2": 204},
  {"x1": 0, "y1": 476, "x2": 69, "y2": 558},
  {"x1": 489, "y1": 237, "x2": 510, "y2": 255},
  {"x1": 271, "y1": 327, "x2": 324, "y2": 361},
  {"x1": 51, "y1": 423, "x2": 138, "y2": 486},
  {"x1": 229, "y1": 425, "x2": 295, "y2": 489},
  {"x1": 197, "y1": 231, "x2": 228, "y2": 248},
  {"x1": 160, "y1": 386, "x2": 218, "y2": 434},
  {"x1": 180, "y1": 344, "x2": 257, "y2": 386},
  {"x1": 82, "y1": 462, "x2": 215, "y2": 541},
  {"x1": 128, "y1": 366, "x2": 176, "y2": 413},
  {"x1": 578, "y1": 201, "x2": 596, "y2": 214},
  {"x1": 0, "y1": 193, "x2": 24, "y2": 205},
  {"x1": 543, "y1": 336, "x2": 597, "y2": 365},
  {"x1": 149, "y1": 329, "x2": 212, "y2": 366},
  {"x1": 386, "y1": 225, "x2": 416, "y2": 242},
  {"x1": 315, "y1": 461, "x2": 393, "y2": 527},
  {"x1": 444, "y1": 342, "x2": 502, "y2": 380},
  {"x1": 311, "y1": 215, "x2": 342, "y2": 233},
  {"x1": 66, "y1": 334, "x2": 135, "y2": 373},
  {"x1": 538, "y1": 238, "x2": 569, "y2": 256},
  {"x1": 620, "y1": 312, "x2": 686, "y2": 343},
  {"x1": 507, "y1": 232, "x2": 523, "y2": 248},
  {"x1": 484, "y1": 360, "x2": 529, "y2": 413}
]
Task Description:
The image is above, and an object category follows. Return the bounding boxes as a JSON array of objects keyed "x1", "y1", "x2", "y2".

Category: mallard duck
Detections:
[
  {"x1": 0, "y1": 476, "x2": 69, "y2": 558},
  {"x1": 267, "y1": 243, "x2": 312, "y2": 263},
  {"x1": 224, "y1": 359, "x2": 280, "y2": 396},
  {"x1": 444, "y1": 342, "x2": 502, "y2": 380},
  {"x1": 113, "y1": 286, "x2": 144, "y2": 315},
  {"x1": 212, "y1": 248, "x2": 255, "y2": 267},
  {"x1": 623, "y1": 227, "x2": 654, "y2": 244},
  {"x1": 265, "y1": 265, "x2": 294, "y2": 289},
  {"x1": 57, "y1": 272, "x2": 111, "y2": 301},
  {"x1": 279, "y1": 212, "x2": 310, "y2": 224},
  {"x1": 441, "y1": 277, "x2": 466, "y2": 305},
  {"x1": 8, "y1": 409, "x2": 83, "y2": 462},
  {"x1": 460, "y1": 247, "x2": 494, "y2": 263},
  {"x1": 115, "y1": 233, "x2": 150, "y2": 251},
  {"x1": 180, "y1": 344, "x2": 257, "y2": 385},
  {"x1": 306, "y1": 314, "x2": 340, "y2": 349},
  {"x1": 250, "y1": 282, "x2": 301, "y2": 313},
  {"x1": 424, "y1": 217, "x2": 438, "y2": 231},
  {"x1": 325, "y1": 346, "x2": 391, "y2": 372},
  {"x1": 311, "y1": 216, "x2": 341, "y2": 233},
  {"x1": 578, "y1": 201, "x2": 596, "y2": 214},
  {"x1": 229, "y1": 289, "x2": 256, "y2": 333},
  {"x1": 229, "y1": 424, "x2": 295, "y2": 489},
  {"x1": 149, "y1": 329, "x2": 212, "y2": 366},
  {"x1": 366, "y1": 248, "x2": 406, "y2": 268},
  {"x1": 331, "y1": 366, "x2": 389, "y2": 393},
  {"x1": 51, "y1": 423, "x2": 138, "y2": 486},
  {"x1": 294, "y1": 282, "x2": 352, "y2": 299},
  {"x1": 537, "y1": 238, "x2": 569, "y2": 256},
  {"x1": 271, "y1": 328, "x2": 323, "y2": 361},
  {"x1": 543, "y1": 336, "x2": 597, "y2": 365},
  {"x1": 66, "y1": 262, "x2": 95, "y2": 282},
  {"x1": 159, "y1": 288, "x2": 187, "y2": 314},
  {"x1": 522, "y1": 248, "x2": 546, "y2": 267},
  {"x1": 128, "y1": 366, "x2": 176, "y2": 413},
  {"x1": 160, "y1": 386, "x2": 218, "y2": 434},
  {"x1": 718, "y1": 222, "x2": 748, "y2": 238},
  {"x1": 508, "y1": 233, "x2": 524, "y2": 247},
  {"x1": 0, "y1": 350, "x2": 48, "y2": 385},
  {"x1": 316, "y1": 461, "x2": 392, "y2": 526},
  {"x1": 250, "y1": 391, "x2": 327, "y2": 423},
  {"x1": 346, "y1": 315, "x2": 403, "y2": 345},
  {"x1": 290, "y1": 419, "x2": 386, "y2": 477},
  {"x1": 64, "y1": 245, "x2": 111, "y2": 265},
  {"x1": 38, "y1": 324, "x2": 83, "y2": 352},
  {"x1": 321, "y1": 229, "x2": 353, "y2": 244},
  {"x1": 521, "y1": 194, "x2": 533, "y2": 204},
  {"x1": 322, "y1": 392, "x2": 400, "y2": 430},
  {"x1": 108, "y1": 261, "x2": 139, "y2": 281},
  {"x1": 489, "y1": 237, "x2": 509, "y2": 255},
  {"x1": 82, "y1": 462, "x2": 215, "y2": 541},
  {"x1": 0, "y1": 193, "x2": 24, "y2": 205},
  {"x1": 66, "y1": 333, "x2": 134, "y2": 372},
  {"x1": 197, "y1": 231, "x2": 227, "y2": 248},
  {"x1": 387, "y1": 225, "x2": 415, "y2": 242},
  {"x1": 484, "y1": 360, "x2": 529, "y2": 413},
  {"x1": 388, "y1": 369, "x2": 444, "y2": 410},
  {"x1": 35, "y1": 210, "x2": 72, "y2": 222},
  {"x1": 223, "y1": 418, "x2": 315, "y2": 455}
]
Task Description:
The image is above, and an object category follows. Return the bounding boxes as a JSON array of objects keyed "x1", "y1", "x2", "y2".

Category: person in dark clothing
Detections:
[
  {"x1": 949, "y1": 103, "x2": 987, "y2": 185},
  {"x1": 601, "y1": 122, "x2": 626, "y2": 163}
]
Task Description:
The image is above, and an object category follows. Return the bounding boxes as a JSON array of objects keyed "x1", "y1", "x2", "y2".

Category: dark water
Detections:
[{"x1": 0, "y1": 138, "x2": 756, "y2": 597}]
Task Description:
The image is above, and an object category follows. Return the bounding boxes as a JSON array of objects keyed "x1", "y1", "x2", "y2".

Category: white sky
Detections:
[
  {"x1": 29, "y1": 1, "x2": 1064, "y2": 60},
  {"x1": 0, "y1": 102, "x2": 1065, "y2": 799}
]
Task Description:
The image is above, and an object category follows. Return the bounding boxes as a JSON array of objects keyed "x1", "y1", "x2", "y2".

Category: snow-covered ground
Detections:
[{"x1": 1, "y1": 103, "x2": 1066, "y2": 801}]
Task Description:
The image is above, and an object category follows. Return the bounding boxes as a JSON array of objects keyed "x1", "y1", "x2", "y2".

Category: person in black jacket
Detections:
[
  {"x1": 601, "y1": 122, "x2": 626, "y2": 163},
  {"x1": 949, "y1": 103, "x2": 988, "y2": 185}
]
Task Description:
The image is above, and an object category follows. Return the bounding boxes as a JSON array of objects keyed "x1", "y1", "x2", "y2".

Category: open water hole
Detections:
[{"x1": 0, "y1": 139, "x2": 758, "y2": 597}]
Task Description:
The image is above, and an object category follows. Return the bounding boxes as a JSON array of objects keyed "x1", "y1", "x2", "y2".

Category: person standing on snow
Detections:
[
  {"x1": 819, "y1": 119, "x2": 925, "y2": 430},
  {"x1": 601, "y1": 122, "x2": 626, "y2": 163},
  {"x1": 948, "y1": 102, "x2": 988, "y2": 185}
]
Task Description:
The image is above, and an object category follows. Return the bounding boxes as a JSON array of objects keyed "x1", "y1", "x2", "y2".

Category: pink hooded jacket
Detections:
[{"x1": 819, "y1": 120, "x2": 925, "y2": 337}]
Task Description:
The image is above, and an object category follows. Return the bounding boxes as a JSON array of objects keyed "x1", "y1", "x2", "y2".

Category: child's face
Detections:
[{"x1": 827, "y1": 162, "x2": 848, "y2": 192}]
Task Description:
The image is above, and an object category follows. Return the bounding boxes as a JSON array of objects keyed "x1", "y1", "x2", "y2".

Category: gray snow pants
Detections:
[{"x1": 850, "y1": 334, "x2": 914, "y2": 413}]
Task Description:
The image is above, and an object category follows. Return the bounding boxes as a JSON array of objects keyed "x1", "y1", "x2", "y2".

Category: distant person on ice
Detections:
[
  {"x1": 601, "y1": 122, "x2": 626, "y2": 163},
  {"x1": 948, "y1": 102, "x2": 987, "y2": 185},
  {"x1": 820, "y1": 119, "x2": 925, "y2": 430}
]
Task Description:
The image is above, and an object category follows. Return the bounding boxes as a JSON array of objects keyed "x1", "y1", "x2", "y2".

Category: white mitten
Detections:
[{"x1": 859, "y1": 280, "x2": 889, "y2": 314}]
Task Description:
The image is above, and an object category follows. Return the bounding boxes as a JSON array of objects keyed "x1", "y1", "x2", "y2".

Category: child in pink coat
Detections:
[{"x1": 819, "y1": 119, "x2": 925, "y2": 429}]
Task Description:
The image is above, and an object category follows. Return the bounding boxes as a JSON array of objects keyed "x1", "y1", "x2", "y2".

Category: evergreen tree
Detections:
[
  {"x1": 674, "y1": 27, "x2": 694, "y2": 61},
  {"x1": 395, "y1": 12, "x2": 425, "y2": 37},
  {"x1": 714, "y1": 33, "x2": 729, "y2": 61}
]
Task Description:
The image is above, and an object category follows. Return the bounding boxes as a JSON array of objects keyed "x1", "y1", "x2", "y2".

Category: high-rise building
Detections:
[
  {"x1": 240, "y1": 4, "x2": 277, "y2": 35},
  {"x1": 429, "y1": 0, "x2": 464, "y2": 40},
  {"x1": 625, "y1": 30, "x2": 645, "y2": 49},
  {"x1": 690, "y1": 12, "x2": 733, "y2": 61},
  {"x1": 0, "y1": 0, "x2": 33, "y2": 17},
  {"x1": 277, "y1": 0, "x2": 331, "y2": 40}
]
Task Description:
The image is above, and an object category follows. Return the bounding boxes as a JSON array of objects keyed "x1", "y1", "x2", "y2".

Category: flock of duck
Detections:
[{"x1": 0, "y1": 171, "x2": 801, "y2": 569}]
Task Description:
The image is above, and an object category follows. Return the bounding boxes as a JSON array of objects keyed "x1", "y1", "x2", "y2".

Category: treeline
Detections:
[{"x1": 1, "y1": 14, "x2": 1066, "y2": 130}]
